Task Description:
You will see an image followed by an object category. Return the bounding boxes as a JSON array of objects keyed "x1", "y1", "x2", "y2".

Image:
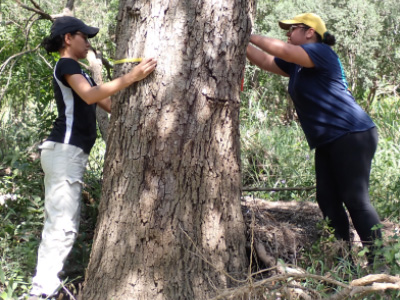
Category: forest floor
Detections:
[
  {"x1": 56, "y1": 196, "x2": 400, "y2": 299},
  {"x1": 242, "y1": 196, "x2": 324, "y2": 269},
  {"x1": 238, "y1": 196, "x2": 400, "y2": 299},
  {"x1": 241, "y1": 196, "x2": 399, "y2": 270}
]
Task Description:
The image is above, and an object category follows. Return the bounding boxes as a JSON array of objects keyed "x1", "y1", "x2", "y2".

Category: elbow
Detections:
[
  {"x1": 81, "y1": 98, "x2": 96, "y2": 105},
  {"x1": 79, "y1": 93, "x2": 98, "y2": 105}
]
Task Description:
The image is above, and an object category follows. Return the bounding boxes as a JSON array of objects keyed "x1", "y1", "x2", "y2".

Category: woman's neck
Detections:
[{"x1": 59, "y1": 48, "x2": 78, "y2": 61}]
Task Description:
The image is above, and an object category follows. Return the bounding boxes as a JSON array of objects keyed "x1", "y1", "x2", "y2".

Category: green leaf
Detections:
[{"x1": 0, "y1": 267, "x2": 5, "y2": 284}]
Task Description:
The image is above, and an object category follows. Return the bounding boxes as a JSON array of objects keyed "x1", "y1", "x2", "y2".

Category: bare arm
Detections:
[
  {"x1": 246, "y1": 44, "x2": 289, "y2": 77},
  {"x1": 249, "y1": 34, "x2": 314, "y2": 68},
  {"x1": 65, "y1": 57, "x2": 157, "y2": 106},
  {"x1": 97, "y1": 97, "x2": 111, "y2": 113}
]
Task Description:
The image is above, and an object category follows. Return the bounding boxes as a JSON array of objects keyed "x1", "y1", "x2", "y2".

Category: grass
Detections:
[
  {"x1": 240, "y1": 89, "x2": 315, "y2": 202},
  {"x1": 369, "y1": 96, "x2": 400, "y2": 221}
]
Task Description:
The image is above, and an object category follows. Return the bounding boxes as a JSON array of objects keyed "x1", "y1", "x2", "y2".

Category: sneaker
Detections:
[{"x1": 29, "y1": 281, "x2": 59, "y2": 299}]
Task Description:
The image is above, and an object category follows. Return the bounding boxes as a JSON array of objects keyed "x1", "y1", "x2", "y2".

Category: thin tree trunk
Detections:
[
  {"x1": 83, "y1": 1, "x2": 251, "y2": 299},
  {"x1": 87, "y1": 49, "x2": 109, "y2": 141}
]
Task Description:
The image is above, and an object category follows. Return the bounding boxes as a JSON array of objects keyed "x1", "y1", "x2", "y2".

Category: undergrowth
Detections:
[{"x1": 0, "y1": 108, "x2": 104, "y2": 299}]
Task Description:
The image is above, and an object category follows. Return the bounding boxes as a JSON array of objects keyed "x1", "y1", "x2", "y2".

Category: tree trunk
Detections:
[
  {"x1": 83, "y1": 1, "x2": 251, "y2": 299},
  {"x1": 87, "y1": 49, "x2": 109, "y2": 141}
]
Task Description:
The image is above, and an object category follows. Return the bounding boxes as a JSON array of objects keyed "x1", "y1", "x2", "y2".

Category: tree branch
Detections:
[
  {"x1": 0, "y1": 60, "x2": 17, "y2": 105},
  {"x1": 15, "y1": 0, "x2": 53, "y2": 21},
  {"x1": 101, "y1": 57, "x2": 113, "y2": 81},
  {"x1": 0, "y1": 44, "x2": 41, "y2": 104},
  {"x1": 37, "y1": 52, "x2": 53, "y2": 70},
  {"x1": 0, "y1": 44, "x2": 41, "y2": 76}
]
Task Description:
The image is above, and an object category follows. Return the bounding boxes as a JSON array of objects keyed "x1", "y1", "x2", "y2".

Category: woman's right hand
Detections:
[{"x1": 129, "y1": 58, "x2": 157, "y2": 82}]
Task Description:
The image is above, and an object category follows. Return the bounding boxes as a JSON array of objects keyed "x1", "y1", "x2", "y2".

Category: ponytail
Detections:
[
  {"x1": 41, "y1": 35, "x2": 64, "y2": 54},
  {"x1": 322, "y1": 32, "x2": 336, "y2": 46}
]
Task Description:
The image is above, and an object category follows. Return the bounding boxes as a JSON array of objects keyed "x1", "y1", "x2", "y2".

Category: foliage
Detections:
[
  {"x1": 0, "y1": 111, "x2": 46, "y2": 298},
  {"x1": 240, "y1": 98, "x2": 315, "y2": 201},
  {"x1": 0, "y1": 109, "x2": 105, "y2": 298},
  {"x1": 246, "y1": 0, "x2": 400, "y2": 111},
  {"x1": 1, "y1": 0, "x2": 400, "y2": 298},
  {"x1": 369, "y1": 97, "x2": 400, "y2": 218},
  {"x1": 292, "y1": 220, "x2": 400, "y2": 299}
]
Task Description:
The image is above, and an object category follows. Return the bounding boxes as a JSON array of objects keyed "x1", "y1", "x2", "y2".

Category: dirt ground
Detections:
[{"x1": 241, "y1": 196, "x2": 399, "y2": 272}]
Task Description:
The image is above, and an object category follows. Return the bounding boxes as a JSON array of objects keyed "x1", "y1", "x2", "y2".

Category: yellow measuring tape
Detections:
[{"x1": 112, "y1": 58, "x2": 143, "y2": 64}]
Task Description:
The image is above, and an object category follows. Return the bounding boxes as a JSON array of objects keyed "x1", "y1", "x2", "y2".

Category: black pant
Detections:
[{"x1": 315, "y1": 127, "x2": 381, "y2": 246}]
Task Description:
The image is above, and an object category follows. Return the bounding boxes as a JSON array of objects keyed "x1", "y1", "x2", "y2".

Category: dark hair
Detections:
[
  {"x1": 41, "y1": 31, "x2": 80, "y2": 54},
  {"x1": 299, "y1": 23, "x2": 336, "y2": 46},
  {"x1": 41, "y1": 35, "x2": 64, "y2": 54},
  {"x1": 315, "y1": 31, "x2": 336, "y2": 46},
  {"x1": 322, "y1": 32, "x2": 336, "y2": 46}
]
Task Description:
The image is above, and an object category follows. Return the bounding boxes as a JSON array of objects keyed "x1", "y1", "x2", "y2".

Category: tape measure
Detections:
[{"x1": 112, "y1": 58, "x2": 143, "y2": 64}]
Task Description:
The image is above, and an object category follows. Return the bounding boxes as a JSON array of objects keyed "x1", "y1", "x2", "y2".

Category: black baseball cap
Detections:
[{"x1": 50, "y1": 16, "x2": 99, "y2": 39}]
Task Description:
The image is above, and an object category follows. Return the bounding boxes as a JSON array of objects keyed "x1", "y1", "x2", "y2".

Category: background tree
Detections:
[{"x1": 82, "y1": 0, "x2": 252, "y2": 299}]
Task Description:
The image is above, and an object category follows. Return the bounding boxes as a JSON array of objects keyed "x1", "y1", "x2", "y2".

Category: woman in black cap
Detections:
[
  {"x1": 246, "y1": 13, "x2": 382, "y2": 264},
  {"x1": 29, "y1": 16, "x2": 157, "y2": 299}
]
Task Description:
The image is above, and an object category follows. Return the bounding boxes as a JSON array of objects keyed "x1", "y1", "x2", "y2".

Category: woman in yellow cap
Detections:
[{"x1": 246, "y1": 13, "x2": 382, "y2": 263}]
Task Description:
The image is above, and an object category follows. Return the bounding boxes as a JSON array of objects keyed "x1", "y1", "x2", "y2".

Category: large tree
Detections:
[{"x1": 83, "y1": 0, "x2": 252, "y2": 299}]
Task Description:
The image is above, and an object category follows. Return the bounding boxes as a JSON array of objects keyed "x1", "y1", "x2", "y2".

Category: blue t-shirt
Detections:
[
  {"x1": 47, "y1": 58, "x2": 97, "y2": 154},
  {"x1": 274, "y1": 43, "x2": 375, "y2": 149}
]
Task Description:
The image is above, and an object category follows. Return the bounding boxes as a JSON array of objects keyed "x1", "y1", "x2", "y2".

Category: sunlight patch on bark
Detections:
[
  {"x1": 203, "y1": 208, "x2": 226, "y2": 252},
  {"x1": 157, "y1": 104, "x2": 177, "y2": 141}
]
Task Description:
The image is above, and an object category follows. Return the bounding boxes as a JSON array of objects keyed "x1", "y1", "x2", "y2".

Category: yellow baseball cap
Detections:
[{"x1": 279, "y1": 13, "x2": 327, "y2": 37}]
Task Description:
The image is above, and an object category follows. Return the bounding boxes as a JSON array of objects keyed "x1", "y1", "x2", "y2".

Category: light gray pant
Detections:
[{"x1": 31, "y1": 141, "x2": 88, "y2": 296}]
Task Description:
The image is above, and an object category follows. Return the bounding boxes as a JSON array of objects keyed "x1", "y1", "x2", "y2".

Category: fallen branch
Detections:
[
  {"x1": 327, "y1": 274, "x2": 400, "y2": 300},
  {"x1": 351, "y1": 274, "x2": 400, "y2": 286},
  {"x1": 212, "y1": 271, "x2": 400, "y2": 300}
]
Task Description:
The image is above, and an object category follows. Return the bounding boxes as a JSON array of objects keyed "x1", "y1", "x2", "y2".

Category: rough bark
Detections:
[{"x1": 83, "y1": 1, "x2": 252, "y2": 299}]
